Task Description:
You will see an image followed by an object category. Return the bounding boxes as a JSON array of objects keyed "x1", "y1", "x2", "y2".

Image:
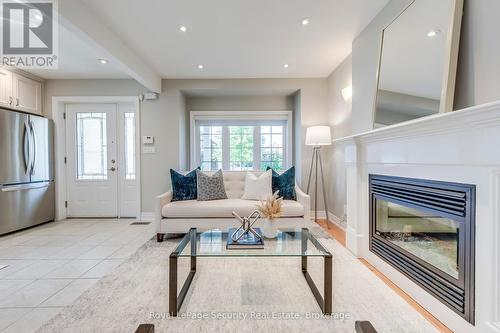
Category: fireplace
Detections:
[{"x1": 369, "y1": 175, "x2": 475, "y2": 324}]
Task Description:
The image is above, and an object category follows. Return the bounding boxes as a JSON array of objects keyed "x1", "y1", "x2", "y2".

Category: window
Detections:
[
  {"x1": 260, "y1": 125, "x2": 284, "y2": 170},
  {"x1": 124, "y1": 112, "x2": 136, "y2": 180},
  {"x1": 191, "y1": 111, "x2": 292, "y2": 171},
  {"x1": 76, "y1": 112, "x2": 107, "y2": 180},
  {"x1": 199, "y1": 125, "x2": 222, "y2": 171},
  {"x1": 229, "y1": 126, "x2": 253, "y2": 170}
]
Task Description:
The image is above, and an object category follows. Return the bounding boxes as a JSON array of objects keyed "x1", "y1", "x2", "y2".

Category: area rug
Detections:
[{"x1": 37, "y1": 225, "x2": 437, "y2": 333}]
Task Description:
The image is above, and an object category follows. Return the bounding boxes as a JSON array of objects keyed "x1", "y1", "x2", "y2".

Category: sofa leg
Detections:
[{"x1": 156, "y1": 233, "x2": 165, "y2": 242}]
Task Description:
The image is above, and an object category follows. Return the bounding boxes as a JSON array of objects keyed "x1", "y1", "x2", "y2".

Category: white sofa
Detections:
[{"x1": 154, "y1": 171, "x2": 310, "y2": 241}]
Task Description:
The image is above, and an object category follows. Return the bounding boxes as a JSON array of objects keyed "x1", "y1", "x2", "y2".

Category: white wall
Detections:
[
  {"x1": 455, "y1": 0, "x2": 500, "y2": 109},
  {"x1": 326, "y1": 0, "x2": 500, "y2": 226},
  {"x1": 326, "y1": 55, "x2": 352, "y2": 224},
  {"x1": 45, "y1": 78, "x2": 328, "y2": 213},
  {"x1": 186, "y1": 95, "x2": 294, "y2": 111}
]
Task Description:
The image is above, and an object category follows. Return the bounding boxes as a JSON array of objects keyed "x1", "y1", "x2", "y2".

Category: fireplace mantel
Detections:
[
  {"x1": 334, "y1": 100, "x2": 500, "y2": 145},
  {"x1": 335, "y1": 101, "x2": 500, "y2": 333}
]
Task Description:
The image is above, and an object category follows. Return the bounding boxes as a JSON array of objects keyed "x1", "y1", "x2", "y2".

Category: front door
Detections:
[{"x1": 65, "y1": 104, "x2": 118, "y2": 217}]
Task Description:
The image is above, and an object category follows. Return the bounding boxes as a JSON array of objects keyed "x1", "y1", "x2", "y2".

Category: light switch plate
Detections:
[{"x1": 143, "y1": 146, "x2": 156, "y2": 154}]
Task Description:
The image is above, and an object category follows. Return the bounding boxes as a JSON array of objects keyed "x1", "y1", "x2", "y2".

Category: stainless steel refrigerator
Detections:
[{"x1": 0, "y1": 108, "x2": 55, "y2": 235}]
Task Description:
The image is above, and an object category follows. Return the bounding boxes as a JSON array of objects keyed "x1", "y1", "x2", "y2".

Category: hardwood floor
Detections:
[
  {"x1": 315, "y1": 219, "x2": 452, "y2": 333},
  {"x1": 315, "y1": 219, "x2": 346, "y2": 247}
]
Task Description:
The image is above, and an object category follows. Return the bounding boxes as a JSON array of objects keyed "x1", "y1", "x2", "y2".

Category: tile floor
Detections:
[{"x1": 0, "y1": 218, "x2": 154, "y2": 332}]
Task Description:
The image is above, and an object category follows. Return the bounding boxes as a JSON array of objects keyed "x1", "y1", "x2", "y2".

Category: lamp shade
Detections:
[{"x1": 305, "y1": 126, "x2": 331, "y2": 146}]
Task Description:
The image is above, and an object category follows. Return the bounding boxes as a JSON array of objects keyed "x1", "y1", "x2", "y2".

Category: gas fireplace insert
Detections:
[{"x1": 369, "y1": 175, "x2": 475, "y2": 324}]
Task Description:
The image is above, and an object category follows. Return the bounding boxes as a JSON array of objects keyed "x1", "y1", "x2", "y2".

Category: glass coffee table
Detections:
[{"x1": 169, "y1": 228, "x2": 332, "y2": 316}]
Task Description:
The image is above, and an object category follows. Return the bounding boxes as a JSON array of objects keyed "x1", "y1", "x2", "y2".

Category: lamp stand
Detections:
[{"x1": 306, "y1": 146, "x2": 330, "y2": 229}]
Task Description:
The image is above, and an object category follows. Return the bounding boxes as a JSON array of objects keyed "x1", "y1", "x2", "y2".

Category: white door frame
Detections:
[{"x1": 52, "y1": 96, "x2": 141, "y2": 220}]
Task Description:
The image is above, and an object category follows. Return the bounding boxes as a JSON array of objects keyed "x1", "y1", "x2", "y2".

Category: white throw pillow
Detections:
[{"x1": 241, "y1": 170, "x2": 272, "y2": 201}]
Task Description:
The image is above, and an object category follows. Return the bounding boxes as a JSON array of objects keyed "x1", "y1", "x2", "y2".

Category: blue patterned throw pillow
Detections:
[
  {"x1": 170, "y1": 168, "x2": 200, "y2": 201},
  {"x1": 266, "y1": 166, "x2": 296, "y2": 200}
]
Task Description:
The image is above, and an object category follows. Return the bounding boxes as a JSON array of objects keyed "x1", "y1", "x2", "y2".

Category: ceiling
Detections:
[
  {"x1": 30, "y1": 0, "x2": 389, "y2": 80},
  {"x1": 29, "y1": 24, "x2": 129, "y2": 79}
]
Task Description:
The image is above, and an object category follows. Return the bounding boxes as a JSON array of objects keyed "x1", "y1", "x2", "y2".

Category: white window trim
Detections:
[{"x1": 190, "y1": 110, "x2": 293, "y2": 170}]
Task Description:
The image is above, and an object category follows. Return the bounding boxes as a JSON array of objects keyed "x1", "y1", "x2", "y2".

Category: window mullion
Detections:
[
  {"x1": 222, "y1": 126, "x2": 230, "y2": 170},
  {"x1": 254, "y1": 126, "x2": 260, "y2": 171},
  {"x1": 194, "y1": 123, "x2": 200, "y2": 169}
]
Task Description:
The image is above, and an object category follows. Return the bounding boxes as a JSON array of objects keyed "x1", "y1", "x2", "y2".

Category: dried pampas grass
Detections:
[{"x1": 257, "y1": 191, "x2": 283, "y2": 219}]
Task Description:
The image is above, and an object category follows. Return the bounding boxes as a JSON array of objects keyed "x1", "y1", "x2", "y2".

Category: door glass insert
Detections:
[
  {"x1": 76, "y1": 112, "x2": 107, "y2": 180},
  {"x1": 124, "y1": 112, "x2": 135, "y2": 180}
]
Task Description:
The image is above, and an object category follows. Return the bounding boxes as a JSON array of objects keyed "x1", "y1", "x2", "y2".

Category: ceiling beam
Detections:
[{"x1": 58, "y1": 0, "x2": 161, "y2": 93}]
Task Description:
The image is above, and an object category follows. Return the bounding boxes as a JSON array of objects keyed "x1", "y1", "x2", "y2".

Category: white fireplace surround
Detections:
[{"x1": 334, "y1": 100, "x2": 500, "y2": 333}]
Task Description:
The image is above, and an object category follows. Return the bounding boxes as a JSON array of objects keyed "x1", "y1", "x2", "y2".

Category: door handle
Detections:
[
  {"x1": 108, "y1": 167, "x2": 116, "y2": 172},
  {"x1": 9, "y1": 96, "x2": 13, "y2": 106},
  {"x1": 29, "y1": 121, "x2": 37, "y2": 175},
  {"x1": 23, "y1": 120, "x2": 30, "y2": 174},
  {"x1": 16, "y1": 98, "x2": 19, "y2": 107}
]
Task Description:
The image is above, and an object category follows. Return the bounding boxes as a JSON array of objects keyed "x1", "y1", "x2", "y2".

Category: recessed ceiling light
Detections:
[
  {"x1": 98, "y1": 58, "x2": 108, "y2": 64},
  {"x1": 283, "y1": 63, "x2": 289, "y2": 68},
  {"x1": 301, "y1": 18, "x2": 310, "y2": 26},
  {"x1": 427, "y1": 29, "x2": 441, "y2": 37},
  {"x1": 197, "y1": 64, "x2": 204, "y2": 69},
  {"x1": 179, "y1": 25, "x2": 187, "y2": 32}
]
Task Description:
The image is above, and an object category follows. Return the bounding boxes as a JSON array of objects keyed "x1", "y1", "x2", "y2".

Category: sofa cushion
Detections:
[{"x1": 162, "y1": 198, "x2": 304, "y2": 218}]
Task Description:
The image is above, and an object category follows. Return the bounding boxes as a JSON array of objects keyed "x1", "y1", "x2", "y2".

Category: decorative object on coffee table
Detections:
[
  {"x1": 258, "y1": 191, "x2": 283, "y2": 238},
  {"x1": 230, "y1": 211, "x2": 262, "y2": 242}
]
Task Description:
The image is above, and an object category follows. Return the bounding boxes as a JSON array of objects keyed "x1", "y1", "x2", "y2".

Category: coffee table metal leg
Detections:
[
  {"x1": 169, "y1": 253, "x2": 178, "y2": 316},
  {"x1": 169, "y1": 228, "x2": 197, "y2": 317},
  {"x1": 324, "y1": 254, "x2": 332, "y2": 314},
  {"x1": 301, "y1": 228, "x2": 332, "y2": 315},
  {"x1": 301, "y1": 229, "x2": 308, "y2": 272}
]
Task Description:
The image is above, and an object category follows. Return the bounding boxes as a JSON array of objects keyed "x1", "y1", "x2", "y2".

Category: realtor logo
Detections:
[{"x1": 0, "y1": 0, "x2": 58, "y2": 68}]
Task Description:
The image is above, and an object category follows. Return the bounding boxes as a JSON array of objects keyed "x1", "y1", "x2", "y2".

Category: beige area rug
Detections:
[{"x1": 37, "y1": 227, "x2": 438, "y2": 333}]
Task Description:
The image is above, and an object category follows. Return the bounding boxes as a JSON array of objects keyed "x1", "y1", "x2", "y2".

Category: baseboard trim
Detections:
[
  {"x1": 311, "y1": 211, "x2": 346, "y2": 230},
  {"x1": 140, "y1": 212, "x2": 154, "y2": 222}
]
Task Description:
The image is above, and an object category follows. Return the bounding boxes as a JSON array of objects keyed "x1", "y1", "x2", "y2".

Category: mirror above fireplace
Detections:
[{"x1": 373, "y1": 0, "x2": 464, "y2": 128}]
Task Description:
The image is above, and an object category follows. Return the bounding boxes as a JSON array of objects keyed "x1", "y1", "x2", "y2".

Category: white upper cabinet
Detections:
[
  {"x1": 12, "y1": 73, "x2": 42, "y2": 115},
  {"x1": 0, "y1": 68, "x2": 13, "y2": 108},
  {"x1": 0, "y1": 68, "x2": 43, "y2": 115}
]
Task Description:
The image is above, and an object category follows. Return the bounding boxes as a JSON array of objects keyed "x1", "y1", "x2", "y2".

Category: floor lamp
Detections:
[{"x1": 305, "y1": 126, "x2": 332, "y2": 227}]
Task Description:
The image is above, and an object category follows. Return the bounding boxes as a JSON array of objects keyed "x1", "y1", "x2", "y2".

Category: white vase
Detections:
[{"x1": 261, "y1": 218, "x2": 278, "y2": 238}]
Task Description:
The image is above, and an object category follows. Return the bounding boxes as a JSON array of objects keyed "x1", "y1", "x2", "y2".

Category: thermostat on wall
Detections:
[{"x1": 143, "y1": 135, "x2": 154, "y2": 144}]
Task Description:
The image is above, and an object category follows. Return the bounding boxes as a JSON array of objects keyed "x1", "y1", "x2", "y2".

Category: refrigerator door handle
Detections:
[
  {"x1": 23, "y1": 120, "x2": 31, "y2": 174},
  {"x1": 29, "y1": 121, "x2": 37, "y2": 175}
]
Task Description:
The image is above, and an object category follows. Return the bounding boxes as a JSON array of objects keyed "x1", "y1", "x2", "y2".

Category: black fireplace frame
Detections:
[{"x1": 369, "y1": 174, "x2": 475, "y2": 324}]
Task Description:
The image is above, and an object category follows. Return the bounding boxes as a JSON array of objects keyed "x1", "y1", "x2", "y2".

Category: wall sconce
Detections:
[{"x1": 341, "y1": 86, "x2": 352, "y2": 102}]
